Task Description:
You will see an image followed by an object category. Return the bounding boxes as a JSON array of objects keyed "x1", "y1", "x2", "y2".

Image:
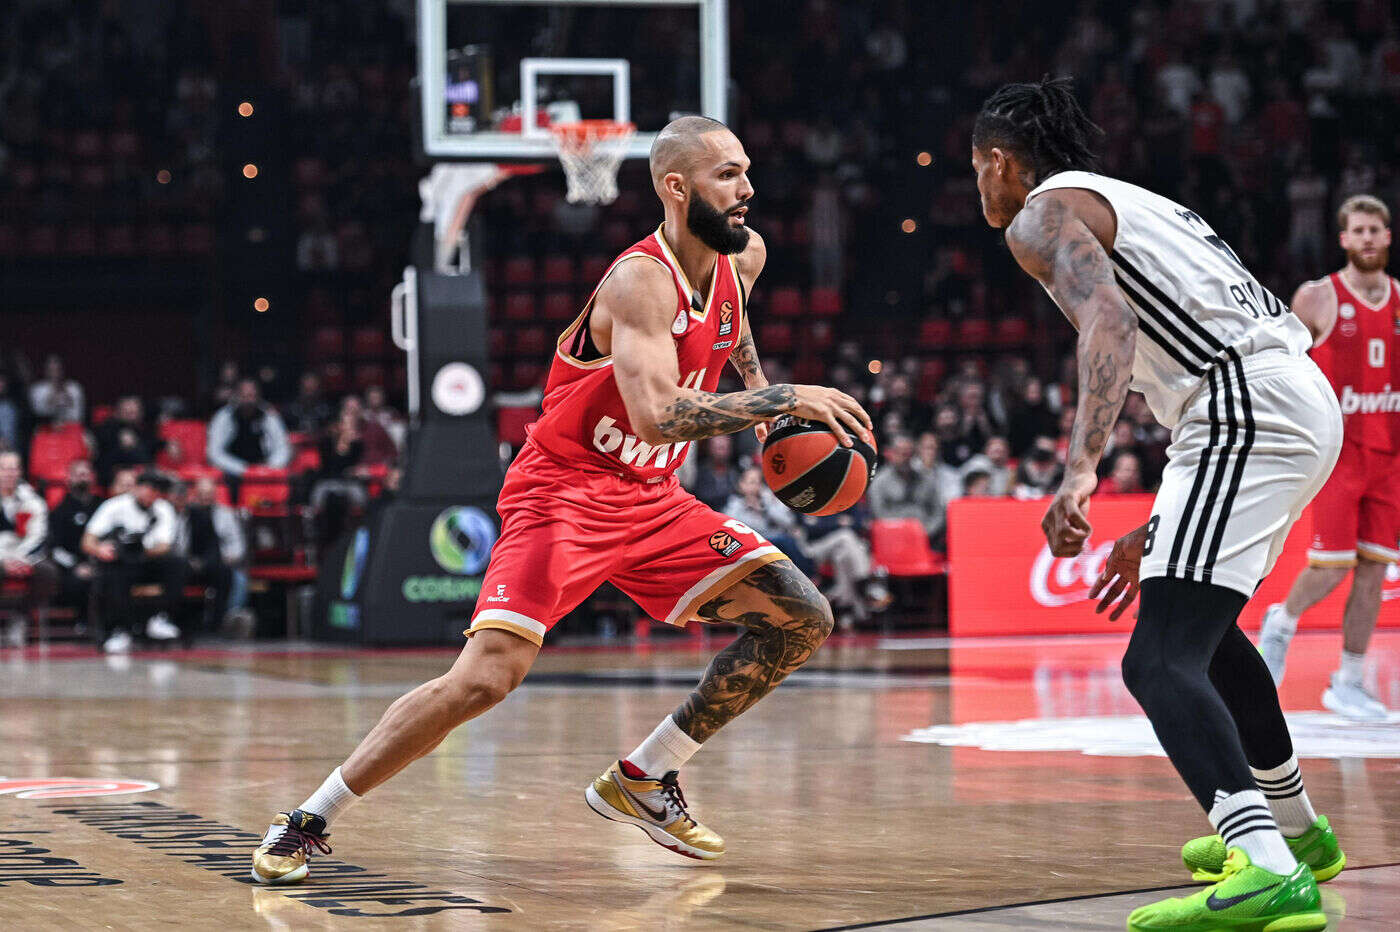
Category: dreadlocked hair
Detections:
[{"x1": 972, "y1": 76, "x2": 1103, "y2": 183}]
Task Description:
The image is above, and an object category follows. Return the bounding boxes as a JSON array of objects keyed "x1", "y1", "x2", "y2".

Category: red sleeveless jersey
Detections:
[
  {"x1": 526, "y1": 224, "x2": 746, "y2": 482},
  {"x1": 1310, "y1": 272, "x2": 1400, "y2": 451}
]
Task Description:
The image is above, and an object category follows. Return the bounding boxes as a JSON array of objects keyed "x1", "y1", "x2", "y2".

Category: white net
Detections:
[{"x1": 550, "y1": 120, "x2": 635, "y2": 205}]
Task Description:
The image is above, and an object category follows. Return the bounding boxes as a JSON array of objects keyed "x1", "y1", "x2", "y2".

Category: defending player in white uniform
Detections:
[{"x1": 972, "y1": 79, "x2": 1343, "y2": 932}]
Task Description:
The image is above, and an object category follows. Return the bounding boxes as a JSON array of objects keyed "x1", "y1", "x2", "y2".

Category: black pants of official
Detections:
[{"x1": 96, "y1": 555, "x2": 189, "y2": 639}]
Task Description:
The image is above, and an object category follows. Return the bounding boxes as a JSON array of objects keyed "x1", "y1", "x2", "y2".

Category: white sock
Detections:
[
  {"x1": 1268, "y1": 603, "x2": 1299, "y2": 635},
  {"x1": 625, "y1": 715, "x2": 702, "y2": 778},
  {"x1": 1210, "y1": 789, "x2": 1297, "y2": 875},
  {"x1": 297, "y1": 766, "x2": 360, "y2": 828},
  {"x1": 1338, "y1": 650, "x2": 1365, "y2": 685},
  {"x1": 1251, "y1": 755, "x2": 1317, "y2": 837}
]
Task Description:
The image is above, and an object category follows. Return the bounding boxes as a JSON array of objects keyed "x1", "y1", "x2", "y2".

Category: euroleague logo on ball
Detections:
[{"x1": 770, "y1": 452, "x2": 786, "y2": 475}]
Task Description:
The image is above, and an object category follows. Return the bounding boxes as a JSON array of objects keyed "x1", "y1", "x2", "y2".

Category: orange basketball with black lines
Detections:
[{"x1": 761, "y1": 416, "x2": 877, "y2": 516}]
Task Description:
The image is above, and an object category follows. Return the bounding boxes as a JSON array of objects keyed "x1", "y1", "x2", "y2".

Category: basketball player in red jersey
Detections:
[
  {"x1": 1258, "y1": 195, "x2": 1400, "y2": 720},
  {"x1": 250, "y1": 116, "x2": 874, "y2": 882}
]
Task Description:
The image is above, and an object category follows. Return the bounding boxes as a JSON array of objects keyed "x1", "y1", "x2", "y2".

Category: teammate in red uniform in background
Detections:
[
  {"x1": 250, "y1": 116, "x2": 874, "y2": 882},
  {"x1": 1258, "y1": 195, "x2": 1400, "y2": 720}
]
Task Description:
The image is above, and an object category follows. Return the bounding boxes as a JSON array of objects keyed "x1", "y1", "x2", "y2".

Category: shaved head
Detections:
[{"x1": 649, "y1": 115, "x2": 733, "y2": 188}]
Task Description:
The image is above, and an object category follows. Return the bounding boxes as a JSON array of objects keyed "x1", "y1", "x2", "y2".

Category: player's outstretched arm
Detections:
[
  {"x1": 1006, "y1": 191, "x2": 1137, "y2": 557},
  {"x1": 603, "y1": 257, "x2": 871, "y2": 447},
  {"x1": 1289, "y1": 279, "x2": 1337, "y2": 347}
]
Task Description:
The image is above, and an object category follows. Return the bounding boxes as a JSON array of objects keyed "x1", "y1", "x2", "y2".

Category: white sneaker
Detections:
[
  {"x1": 103, "y1": 630, "x2": 133, "y2": 654},
  {"x1": 146, "y1": 613, "x2": 180, "y2": 641},
  {"x1": 1322, "y1": 672, "x2": 1388, "y2": 722},
  {"x1": 1257, "y1": 603, "x2": 1295, "y2": 685}
]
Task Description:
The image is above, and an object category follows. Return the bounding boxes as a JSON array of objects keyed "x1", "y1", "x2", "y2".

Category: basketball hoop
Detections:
[{"x1": 549, "y1": 120, "x2": 635, "y2": 205}]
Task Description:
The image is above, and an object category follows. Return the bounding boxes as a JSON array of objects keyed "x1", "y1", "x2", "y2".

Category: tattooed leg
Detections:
[{"x1": 671, "y1": 560, "x2": 834, "y2": 742}]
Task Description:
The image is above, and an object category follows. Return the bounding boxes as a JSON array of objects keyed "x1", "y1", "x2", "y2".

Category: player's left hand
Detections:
[
  {"x1": 1089, "y1": 524, "x2": 1148, "y2": 621},
  {"x1": 1042, "y1": 471, "x2": 1095, "y2": 557}
]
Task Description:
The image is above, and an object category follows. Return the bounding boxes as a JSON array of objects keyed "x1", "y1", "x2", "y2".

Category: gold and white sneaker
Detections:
[
  {"x1": 585, "y1": 761, "x2": 724, "y2": 860},
  {"x1": 251, "y1": 810, "x2": 331, "y2": 885}
]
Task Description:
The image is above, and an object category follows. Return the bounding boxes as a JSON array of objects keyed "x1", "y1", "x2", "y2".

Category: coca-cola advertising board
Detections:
[{"x1": 947, "y1": 495, "x2": 1400, "y2": 636}]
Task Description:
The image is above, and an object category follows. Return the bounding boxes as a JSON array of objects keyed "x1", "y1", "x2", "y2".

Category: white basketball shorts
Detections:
[{"x1": 1140, "y1": 352, "x2": 1343, "y2": 597}]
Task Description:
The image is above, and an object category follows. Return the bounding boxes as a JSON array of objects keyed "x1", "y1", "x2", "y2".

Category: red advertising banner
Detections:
[{"x1": 947, "y1": 495, "x2": 1400, "y2": 636}]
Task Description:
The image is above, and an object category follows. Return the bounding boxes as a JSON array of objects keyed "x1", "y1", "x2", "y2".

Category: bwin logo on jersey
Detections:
[{"x1": 429, "y1": 507, "x2": 497, "y2": 575}]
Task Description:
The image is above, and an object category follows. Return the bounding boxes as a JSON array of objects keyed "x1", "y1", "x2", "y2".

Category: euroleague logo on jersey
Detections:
[
  {"x1": 719, "y1": 300, "x2": 735, "y2": 336},
  {"x1": 709, "y1": 531, "x2": 743, "y2": 558}
]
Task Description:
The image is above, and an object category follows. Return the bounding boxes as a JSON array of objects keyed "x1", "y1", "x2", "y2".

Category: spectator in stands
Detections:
[
  {"x1": 342, "y1": 395, "x2": 396, "y2": 467},
  {"x1": 0, "y1": 374, "x2": 22, "y2": 453},
  {"x1": 94, "y1": 396, "x2": 157, "y2": 485},
  {"x1": 311, "y1": 405, "x2": 369, "y2": 546},
  {"x1": 874, "y1": 373, "x2": 931, "y2": 440},
  {"x1": 798, "y1": 505, "x2": 886, "y2": 629},
  {"x1": 953, "y1": 380, "x2": 997, "y2": 453},
  {"x1": 1005, "y1": 376, "x2": 1058, "y2": 457},
  {"x1": 282, "y1": 372, "x2": 333, "y2": 434},
  {"x1": 1014, "y1": 438, "x2": 1064, "y2": 499},
  {"x1": 723, "y1": 468, "x2": 814, "y2": 576},
  {"x1": 110, "y1": 467, "x2": 139, "y2": 497},
  {"x1": 173, "y1": 477, "x2": 250, "y2": 636},
  {"x1": 959, "y1": 436, "x2": 1013, "y2": 497},
  {"x1": 211, "y1": 361, "x2": 241, "y2": 412},
  {"x1": 28, "y1": 354, "x2": 84, "y2": 426},
  {"x1": 962, "y1": 469, "x2": 994, "y2": 497},
  {"x1": 207, "y1": 379, "x2": 292, "y2": 494},
  {"x1": 363, "y1": 385, "x2": 405, "y2": 452},
  {"x1": 41, "y1": 459, "x2": 101, "y2": 613},
  {"x1": 1097, "y1": 450, "x2": 1146, "y2": 496},
  {"x1": 0, "y1": 451, "x2": 55, "y2": 645},
  {"x1": 83, "y1": 470, "x2": 185, "y2": 653},
  {"x1": 914, "y1": 431, "x2": 963, "y2": 505},
  {"x1": 869, "y1": 434, "x2": 946, "y2": 550},
  {"x1": 693, "y1": 434, "x2": 740, "y2": 511}
]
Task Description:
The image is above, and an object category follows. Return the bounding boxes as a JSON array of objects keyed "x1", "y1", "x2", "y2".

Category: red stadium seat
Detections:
[
  {"x1": 957, "y1": 317, "x2": 992, "y2": 348},
  {"x1": 542, "y1": 291, "x2": 578, "y2": 322},
  {"x1": 919, "y1": 319, "x2": 953, "y2": 350},
  {"x1": 159, "y1": 419, "x2": 208, "y2": 467},
  {"x1": 511, "y1": 362, "x2": 546, "y2": 390},
  {"x1": 489, "y1": 327, "x2": 507, "y2": 356},
  {"x1": 45, "y1": 484, "x2": 67, "y2": 510},
  {"x1": 806, "y1": 320, "x2": 835, "y2": 351},
  {"x1": 579, "y1": 254, "x2": 611, "y2": 285},
  {"x1": 309, "y1": 326, "x2": 344, "y2": 361},
  {"x1": 503, "y1": 257, "x2": 536, "y2": 287},
  {"x1": 503, "y1": 293, "x2": 536, "y2": 322},
  {"x1": 290, "y1": 444, "x2": 321, "y2": 475},
  {"x1": 29, "y1": 426, "x2": 89, "y2": 485},
  {"x1": 768, "y1": 287, "x2": 803, "y2": 319},
  {"x1": 542, "y1": 256, "x2": 575, "y2": 285},
  {"x1": 352, "y1": 363, "x2": 386, "y2": 392},
  {"x1": 320, "y1": 363, "x2": 347, "y2": 394},
  {"x1": 516, "y1": 328, "x2": 550, "y2": 357},
  {"x1": 918, "y1": 358, "x2": 948, "y2": 398},
  {"x1": 810, "y1": 287, "x2": 842, "y2": 317},
  {"x1": 870, "y1": 519, "x2": 945, "y2": 577},
  {"x1": 792, "y1": 355, "x2": 825, "y2": 384},
  {"x1": 994, "y1": 316, "x2": 1031, "y2": 347},
  {"x1": 758, "y1": 322, "x2": 795, "y2": 354},
  {"x1": 497, "y1": 406, "x2": 538, "y2": 447},
  {"x1": 238, "y1": 466, "x2": 292, "y2": 514},
  {"x1": 90, "y1": 404, "x2": 113, "y2": 426},
  {"x1": 350, "y1": 326, "x2": 387, "y2": 358}
]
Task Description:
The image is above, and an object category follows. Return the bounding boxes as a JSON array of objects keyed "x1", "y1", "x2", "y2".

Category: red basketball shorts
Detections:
[
  {"x1": 1308, "y1": 439, "x2": 1400, "y2": 566},
  {"x1": 466, "y1": 442, "x2": 789, "y2": 645}
]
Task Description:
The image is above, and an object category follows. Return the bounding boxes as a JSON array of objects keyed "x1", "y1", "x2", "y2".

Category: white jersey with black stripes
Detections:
[{"x1": 1025, "y1": 171, "x2": 1312, "y2": 428}]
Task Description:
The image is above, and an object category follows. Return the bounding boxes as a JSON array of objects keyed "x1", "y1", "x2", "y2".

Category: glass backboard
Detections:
[{"x1": 418, "y1": 0, "x2": 728, "y2": 161}]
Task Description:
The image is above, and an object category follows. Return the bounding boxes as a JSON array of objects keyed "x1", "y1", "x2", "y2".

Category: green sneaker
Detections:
[
  {"x1": 1181, "y1": 815, "x2": 1345, "y2": 883},
  {"x1": 1129, "y1": 849, "x2": 1326, "y2": 931}
]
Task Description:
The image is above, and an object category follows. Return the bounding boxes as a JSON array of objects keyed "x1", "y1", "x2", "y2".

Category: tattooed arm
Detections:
[
  {"x1": 1006, "y1": 190, "x2": 1137, "y2": 557},
  {"x1": 729, "y1": 230, "x2": 769, "y2": 389},
  {"x1": 601, "y1": 255, "x2": 871, "y2": 446}
]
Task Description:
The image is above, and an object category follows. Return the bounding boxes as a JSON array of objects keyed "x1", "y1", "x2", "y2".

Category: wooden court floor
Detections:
[{"x1": 2, "y1": 629, "x2": 1399, "y2": 929}]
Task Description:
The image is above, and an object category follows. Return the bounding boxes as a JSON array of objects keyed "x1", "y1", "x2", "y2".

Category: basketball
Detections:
[{"x1": 761, "y1": 415, "x2": 877, "y2": 516}]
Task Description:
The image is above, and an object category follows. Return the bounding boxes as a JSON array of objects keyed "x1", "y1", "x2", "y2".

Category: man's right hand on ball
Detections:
[{"x1": 791, "y1": 385, "x2": 873, "y2": 448}]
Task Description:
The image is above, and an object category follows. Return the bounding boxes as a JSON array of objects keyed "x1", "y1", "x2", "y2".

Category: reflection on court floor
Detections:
[{"x1": 1, "y1": 629, "x2": 1397, "y2": 928}]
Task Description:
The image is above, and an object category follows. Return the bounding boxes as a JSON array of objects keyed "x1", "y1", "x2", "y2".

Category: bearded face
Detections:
[
  {"x1": 686, "y1": 191, "x2": 751, "y2": 255},
  {"x1": 1340, "y1": 212, "x2": 1391, "y2": 272}
]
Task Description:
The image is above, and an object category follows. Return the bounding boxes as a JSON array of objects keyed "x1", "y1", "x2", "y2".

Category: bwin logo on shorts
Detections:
[{"x1": 429, "y1": 507, "x2": 497, "y2": 575}]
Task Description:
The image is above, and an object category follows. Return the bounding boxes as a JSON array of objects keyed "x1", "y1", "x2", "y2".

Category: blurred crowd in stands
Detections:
[{"x1": 5, "y1": 0, "x2": 1399, "y2": 637}]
